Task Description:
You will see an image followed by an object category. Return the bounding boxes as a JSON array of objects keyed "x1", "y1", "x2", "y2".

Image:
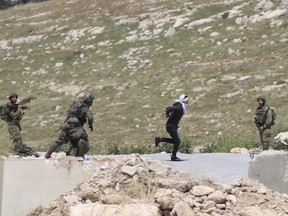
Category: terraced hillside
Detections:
[{"x1": 0, "y1": 0, "x2": 288, "y2": 155}]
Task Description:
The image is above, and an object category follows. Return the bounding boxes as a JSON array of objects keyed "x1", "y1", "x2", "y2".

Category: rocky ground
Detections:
[{"x1": 27, "y1": 154, "x2": 288, "y2": 216}]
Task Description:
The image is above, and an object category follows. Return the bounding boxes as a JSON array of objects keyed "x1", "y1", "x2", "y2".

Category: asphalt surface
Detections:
[{"x1": 145, "y1": 153, "x2": 252, "y2": 185}]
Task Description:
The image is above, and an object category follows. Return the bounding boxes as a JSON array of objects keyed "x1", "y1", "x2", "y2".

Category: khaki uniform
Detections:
[
  {"x1": 5, "y1": 103, "x2": 23, "y2": 144},
  {"x1": 255, "y1": 103, "x2": 273, "y2": 150},
  {"x1": 5, "y1": 102, "x2": 39, "y2": 156}
]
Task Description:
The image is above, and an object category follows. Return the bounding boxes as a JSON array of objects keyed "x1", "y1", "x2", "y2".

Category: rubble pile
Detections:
[{"x1": 28, "y1": 154, "x2": 288, "y2": 216}]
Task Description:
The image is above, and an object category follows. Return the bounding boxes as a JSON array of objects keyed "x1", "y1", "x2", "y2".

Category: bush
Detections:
[{"x1": 201, "y1": 132, "x2": 259, "y2": 153}]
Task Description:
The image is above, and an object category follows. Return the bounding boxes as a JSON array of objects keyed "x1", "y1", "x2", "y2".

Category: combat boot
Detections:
[{"x1": 262, "y1": 142, "x2": 269, "y2": 150}]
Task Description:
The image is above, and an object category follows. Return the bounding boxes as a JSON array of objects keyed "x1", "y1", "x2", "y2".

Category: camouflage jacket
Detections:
[
  {"x1": 254, "y1": 104, "x2": 272, "y2": 128},
  {"x1": 5, "y1": 103, "x2": 23, "y2": 125},
  {"x1": 68, "y1": 99, "x2": 93, "y2": 126}
]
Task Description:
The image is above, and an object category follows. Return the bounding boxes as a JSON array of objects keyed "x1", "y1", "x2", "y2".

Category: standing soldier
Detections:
[
  {"x1": 254, "y1": 96, "x2": 273, "y2": 150},
  {"x1": 45, "y1": 92, "x2": 94, "y2": 158},
  {"x1": 45, "y1": 117, "x2": 90, "y2": 159},
  {"x1": 155, "y1": 94, "x2": 189, "y2": 161},
  {"x1": 4, "y1": 93, "x2": 40, "y2": 157}
]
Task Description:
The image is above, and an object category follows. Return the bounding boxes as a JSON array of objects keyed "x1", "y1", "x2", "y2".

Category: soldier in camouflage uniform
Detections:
[
  {"x1": 5, "y1": 93, "x2": 40, "y2": 157},
  {"x1": 254, "y1": 96, "x2": 273, "y2": 150},
  {"x1": 45, "y1": 117, "x2": 90, "y2": 159},
  {"x1": 45, "y1": 93, "x2": 94, "y2": 159}
]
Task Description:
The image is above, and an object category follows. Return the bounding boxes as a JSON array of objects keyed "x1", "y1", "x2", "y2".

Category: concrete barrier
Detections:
[
  {"x1": 248, "y1": 150, "x2": 288, "y2": 194},
  {"x1": 0, "y1": 154, "x2": 94, "y2": 216}
]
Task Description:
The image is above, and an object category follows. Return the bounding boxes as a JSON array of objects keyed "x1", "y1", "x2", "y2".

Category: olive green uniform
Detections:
[
  {"x1": 5, "y1": 102, "x2": 39, "y2": 156},
  {"x1": 254, "y1": 98, "x2": 273, "y2": 150},
  {"x1": 45, "y1": 125, "x2": 89, "y2": 158},
  {"x1": 5, "y1": 103, "x2": 23, "y2": 145},
  {"x1": 68, "y1": 98, "x2": 94, "y2": 128},
  {"x1": 52, "y1": 98, "x2": 94, "y2": 147}
]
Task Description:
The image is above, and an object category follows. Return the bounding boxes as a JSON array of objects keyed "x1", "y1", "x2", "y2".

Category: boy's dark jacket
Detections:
[{"x1": 165, "y1": 102, "x2": 184, "y2": 128}]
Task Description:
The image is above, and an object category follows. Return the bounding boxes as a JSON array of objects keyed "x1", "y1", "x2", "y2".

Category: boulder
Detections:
[
  {"x1": 208, "y1": 190, "x2": 226, "y2": 204},
  {"x1": 157, "y1": 179, "x2": 193, "y2": 192},
  {"x1": 170, "y1": 201, "x2": 196, "y2": 216},
  {"x1": 191, "y1": 186, "x2": 215, "y2": 197}
]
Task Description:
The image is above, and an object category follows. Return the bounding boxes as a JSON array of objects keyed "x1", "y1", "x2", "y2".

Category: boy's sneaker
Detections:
[
  {"x1": 171, "y1": 155, "x2": 182, "y2": 161},
  {"x1": 155, "y1": 137, "x2": 160, "y2": 147}
]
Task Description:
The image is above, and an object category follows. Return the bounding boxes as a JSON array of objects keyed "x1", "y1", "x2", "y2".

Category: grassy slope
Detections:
[{"x1": 0, "y1": 0, "x2": 288, "y2": 155}]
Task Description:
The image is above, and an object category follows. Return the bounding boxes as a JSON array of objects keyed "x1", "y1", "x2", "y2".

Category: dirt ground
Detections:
[{"x1": 27, "y1": 154, "x2": 288, "y2": 216}]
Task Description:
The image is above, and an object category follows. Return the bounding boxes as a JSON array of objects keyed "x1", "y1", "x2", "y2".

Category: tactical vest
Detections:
[{"x1": 254, "y1": 105, "x2": 269, "y2": 126}]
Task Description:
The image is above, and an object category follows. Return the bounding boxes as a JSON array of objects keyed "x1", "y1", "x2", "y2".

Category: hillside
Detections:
[{"x1": 0, "y1": 0, "x2": 288, "y2": 155}]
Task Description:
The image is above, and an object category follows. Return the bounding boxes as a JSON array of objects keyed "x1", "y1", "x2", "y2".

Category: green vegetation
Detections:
[{"x1": 0, "y1": 0, "x2": 288, "y2": 156}]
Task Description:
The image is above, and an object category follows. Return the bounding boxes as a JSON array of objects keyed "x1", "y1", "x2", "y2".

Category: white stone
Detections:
[
  {"x1": 170, "y1": 201, "x2": 196, "y2": 216},
  {"x1": 187, "y1": 18, "x2": 215, "y2": 28},
  {"x1": 208, "y1": 190, "x2": 226, "y2": 204},
  {"x1": 173, "y1": 17, "x2": 189, "y2": 28},
  {"x1": 191, "y1": 186, "x2": 215, "y2": 197},
  {"x1": 121, "y1": 165, "x2": 137, "y2": 176},
  {"x1": 274, "y1": 132, "x2": 288, "y2": 145}
]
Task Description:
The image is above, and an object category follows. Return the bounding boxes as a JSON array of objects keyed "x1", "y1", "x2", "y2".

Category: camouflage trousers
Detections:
[
  {"x1": 259, "y1": 128, "x2": 271, "y2": 150},
  {"x1": 8, "y1": 124, "x2": 22, "y2": 144},
  {"x1": 66, "y1": 139, "x2": 90, "y2": 158},
  {"x1": 45, "y1": 126, "x2": 89, "y2": 159},
  {"x1": 8, "y1": 124, "x2": 39, "y2": 157}
]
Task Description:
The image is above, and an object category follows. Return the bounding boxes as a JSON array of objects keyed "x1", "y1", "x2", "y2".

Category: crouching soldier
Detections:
[{"x1": 45, "y1": 117, "x2": 90, "y2": 159}]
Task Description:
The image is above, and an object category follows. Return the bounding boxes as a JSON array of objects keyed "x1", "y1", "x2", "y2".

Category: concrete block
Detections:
[
  {"x1": 0, "y1": 154, "x2": 94, "y2": 216},
  {"x1": 248, "y1": 150, "x2": 288, "y2": 194}
]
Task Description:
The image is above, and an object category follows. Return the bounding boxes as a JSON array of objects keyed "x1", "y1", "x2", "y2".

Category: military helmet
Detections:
[
  {"x1": 257, "y1": 96, "x2": 266, "y2": 103},
  {"x1": 67, "y1": 117, "x2": 79, "y2": 125},
  {"x1": 8, "y1": 92, "x2": 18, "y2": 100},
  {"x1": 83, "y1": 92, "x2": 95, "y2": 103}
]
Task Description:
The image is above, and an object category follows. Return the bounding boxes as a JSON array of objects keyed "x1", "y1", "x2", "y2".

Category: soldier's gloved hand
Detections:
[{"x1": 89, "y1": 125, "x2": 93, "y2": 132}]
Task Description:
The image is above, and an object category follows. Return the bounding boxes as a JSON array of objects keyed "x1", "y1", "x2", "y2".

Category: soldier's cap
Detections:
[{"x1": 8, "y1": 92, "x2": 18, "y2": 100}]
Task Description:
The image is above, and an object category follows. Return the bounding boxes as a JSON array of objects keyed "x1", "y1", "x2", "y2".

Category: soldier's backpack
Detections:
[
  {"x1": 0, "y1": 104, "x2": 8, "y2": 122},
  {"x1": 267, "y1": 106, "x2": 277, "y2": 126},
  {"x1": 68, "y1": 101, "x2": 83, "y2": 117}
]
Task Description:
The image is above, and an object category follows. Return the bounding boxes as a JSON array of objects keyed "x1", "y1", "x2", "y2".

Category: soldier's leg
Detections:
[
  {"x1": 8, "y1": 124, "x2": 22, "y2": 150},
  {"x1": 262, "y1": 128, "x2": 271, "y2": 150},
  {"x1": 76, "y1": 139, "x2": 90, "y2": 158},
  {"x1": 45, "y1": 128, "x2": 68, "y2": 159}
]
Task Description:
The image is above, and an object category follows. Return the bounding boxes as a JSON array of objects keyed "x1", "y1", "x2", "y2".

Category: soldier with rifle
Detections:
[
  {"x1": 4, "y1": 92, "x2": 40, "y2": 157},
  {"x1": 45, "y1": 92, "x2": 94, "y2": 159}
]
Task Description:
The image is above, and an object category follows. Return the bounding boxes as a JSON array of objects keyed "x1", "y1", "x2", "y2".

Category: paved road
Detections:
[{"x1": 145, "y1": 153, "x2": 252, "y2": 185}]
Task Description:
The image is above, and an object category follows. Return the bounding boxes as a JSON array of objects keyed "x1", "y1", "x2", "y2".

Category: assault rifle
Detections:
[
  {"x1": 17, "y1": 96, "x2": 36, "y2": 110},
  {"x1": 16, "y1": 104, "x2": 31, "y2": 110}
]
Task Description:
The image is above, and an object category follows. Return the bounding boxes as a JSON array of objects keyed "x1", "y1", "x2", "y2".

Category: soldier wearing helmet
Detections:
[
  {"x1": 4, "y1": 92, "x2": 40, "y2": 157},
  {"x1": 45, "y1": 93, "x2": 94, "y2": 159},
  {"x1": 254, "y1": 96, "x2": 273, "y2": 150},
  {"x1": 67, "y1": 92, "x2": 95, "y2": 131},
  {"x1": 45, "y1": 117, "x2": 90, "y2": 159}
]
